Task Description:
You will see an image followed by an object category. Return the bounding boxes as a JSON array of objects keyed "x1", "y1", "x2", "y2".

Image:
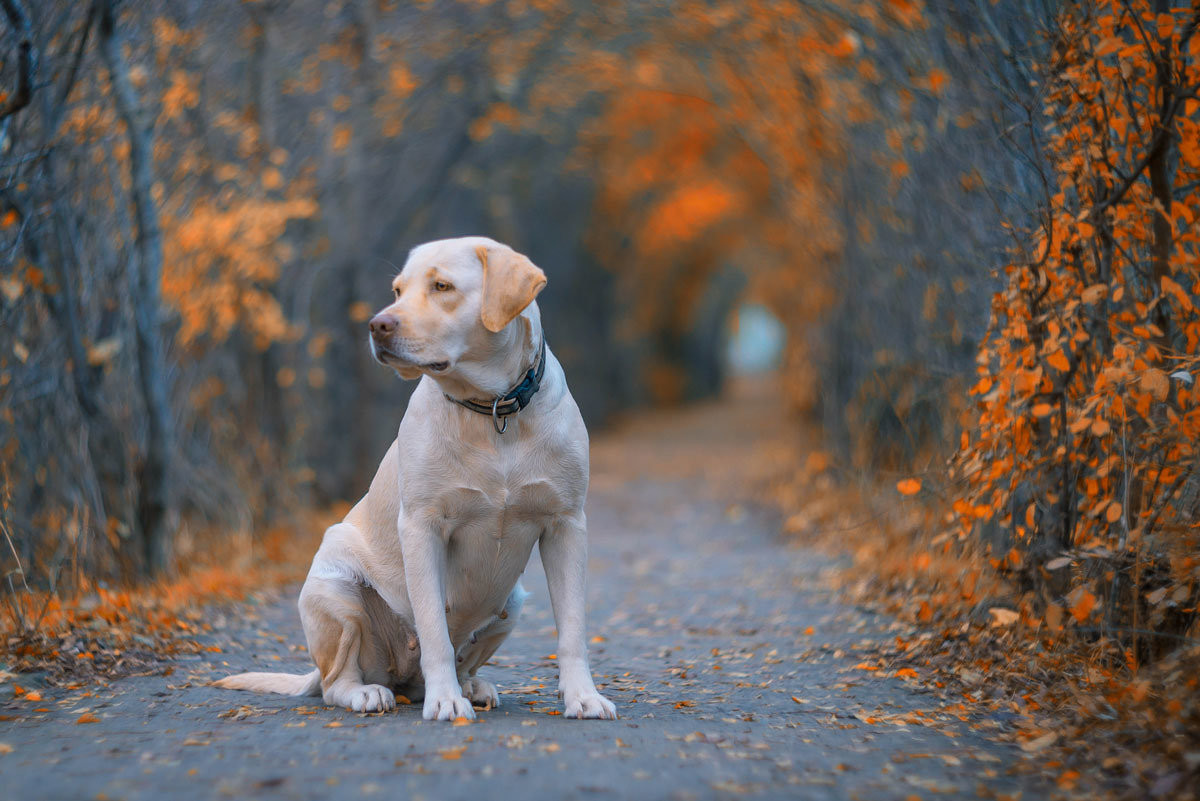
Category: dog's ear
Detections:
[{"x1": 477, "y1": 244, "x2": 547, "y2": 333}]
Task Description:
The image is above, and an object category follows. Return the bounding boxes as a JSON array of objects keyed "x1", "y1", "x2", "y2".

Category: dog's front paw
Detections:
[
  {"x1": 422, "y1": 685, "x2": 476, "y2": 721},
  {"x1": 349, "y1": 684, "x2": 396, "y2": 713},
  {"x1": 562, "y1": 688, "x2": 618, "y2": 720},
  {"x1": 461, "y1": 676, "x2": 499, "y2": 710}
]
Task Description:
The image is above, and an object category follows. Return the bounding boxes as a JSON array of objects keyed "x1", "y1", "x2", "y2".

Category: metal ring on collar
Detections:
[{"x1": 492, "y1": 397, "x2": 508, "y2": 434}]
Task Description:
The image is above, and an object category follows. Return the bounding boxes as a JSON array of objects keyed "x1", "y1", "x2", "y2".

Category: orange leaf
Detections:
[
  {"x1": 1141, "y1": 369, "x2": 1169, "y2": 401},
  {"x1": 440, "y1": 746, "x2": 466, "y2": 760},
  {"x1": 1162, "y1": 275, "x2": 1194, "y2": 312},
  {"x1": 1045, "y1": 603, "x2": 1064, "y2": 631},
  {"x1": 917, "y1": 601, "x2": 933, "y2": 622},
  {"x1": 926, "y1": 68, "x2": 949, "y2": 94},
  {"x1": 1046, "y1": 350, "x2": 1070, "y2": 372},
  {"x1": 1106, "y1": 502, "x2": 1123, "y2": 524},
  {"x1": 1156, "y1": 13, "x2": 1174, "y2": 39},
  {"x1": 1032, "y1": 402, "x2": 1054, "y2": 417},
  {"x1": 76, "y1": 713, "x2": 100, "y2": 724},
  {"x1": 1068, "y1": 417, "x2": 1092, "y2": 434},
  {"x1": 1069, "y1": 590, "x2": 1097, "y2": 624},
  {"x1": 896, "y1": 478, "x2": 921, "y2": 496}
]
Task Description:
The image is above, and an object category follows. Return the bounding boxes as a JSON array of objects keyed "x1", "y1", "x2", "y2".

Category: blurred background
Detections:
[
  {"x1": 3, "y1": 0, "x2": 1035, "y2": 584},
  {"x1": 2, "y1": 0, "x2": 1197, "y2": 649}
]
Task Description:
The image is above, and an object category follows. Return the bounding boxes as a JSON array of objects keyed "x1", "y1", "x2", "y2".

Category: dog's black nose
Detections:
[{"x1": 369, "y1": 313, "x2": 399, "y2": 337}]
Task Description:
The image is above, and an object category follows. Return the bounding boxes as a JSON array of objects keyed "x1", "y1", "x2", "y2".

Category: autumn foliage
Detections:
[{"x1": 951, "y1": 0, "x2": 1200, "y2": 656}]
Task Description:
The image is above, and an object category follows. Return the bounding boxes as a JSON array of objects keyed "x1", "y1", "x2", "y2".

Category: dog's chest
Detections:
[{"x1": 439, "y1": 477, "x2": 560, "y2": 543}]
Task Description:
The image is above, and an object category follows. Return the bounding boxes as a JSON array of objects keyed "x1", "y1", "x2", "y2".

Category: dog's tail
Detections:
[{"x1": 212, "y1": 669, "x2": 322, "y2": 697}]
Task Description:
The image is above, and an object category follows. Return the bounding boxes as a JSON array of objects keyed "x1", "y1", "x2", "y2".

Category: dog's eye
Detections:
[{"x1": 433, "y1": 281, "x2": 452, "y2": 292}]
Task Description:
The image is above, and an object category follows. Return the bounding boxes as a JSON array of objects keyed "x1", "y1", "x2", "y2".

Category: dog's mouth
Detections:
[{"x1": 371, "y1": 341, "x2": 450, "y2": 374}]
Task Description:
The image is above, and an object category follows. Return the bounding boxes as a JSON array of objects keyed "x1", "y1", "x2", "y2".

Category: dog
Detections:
[{"x1": 215, "y1": 236, "x2": 617, "y2": 721}]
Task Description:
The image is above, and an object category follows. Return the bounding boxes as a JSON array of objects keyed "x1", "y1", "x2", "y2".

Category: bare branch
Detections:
[{"x1": 0, "y1": 0, "x2": 35, "y2": 120}]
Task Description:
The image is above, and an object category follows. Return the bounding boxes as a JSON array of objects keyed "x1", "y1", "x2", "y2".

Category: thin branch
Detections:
[
  {"x1": 0, "y1": 0, "x2": 35, "y2": 120},
  {"x1": 54, "y1": 2, "x2": 97, "y2": 112}
]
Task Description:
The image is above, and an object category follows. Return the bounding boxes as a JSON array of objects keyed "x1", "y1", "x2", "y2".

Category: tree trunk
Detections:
[
  {"x1": 98, "y1": 0, "x2": 176, "y2": 577},
  {"x1": 1147, "y1": 0, "x2": 1175, "y2": 342}
]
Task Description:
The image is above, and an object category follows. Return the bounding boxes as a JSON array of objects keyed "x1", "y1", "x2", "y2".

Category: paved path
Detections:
[{"x1": 0, "y1": 389, "x2": 1057, "y2": 800}]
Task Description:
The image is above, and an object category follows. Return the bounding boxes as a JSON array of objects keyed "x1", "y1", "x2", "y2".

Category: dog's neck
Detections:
[{"x1": 429, "y1": 311, "x2": 543, "y2": 404}]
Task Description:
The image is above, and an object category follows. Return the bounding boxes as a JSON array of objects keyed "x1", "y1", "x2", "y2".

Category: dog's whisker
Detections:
[{"x1": 371, "y1": 256, "x2": 402, "y2": 277}]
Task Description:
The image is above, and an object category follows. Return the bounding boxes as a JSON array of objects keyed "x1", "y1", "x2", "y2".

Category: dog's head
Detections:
[{"x1": 368, "y1": 236, "x2": 547, "y2": 381}]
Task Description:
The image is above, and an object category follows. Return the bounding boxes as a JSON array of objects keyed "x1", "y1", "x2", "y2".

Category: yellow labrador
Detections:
[{"x1": 215, "y1": 236, "x2": 616, "y2": 721}]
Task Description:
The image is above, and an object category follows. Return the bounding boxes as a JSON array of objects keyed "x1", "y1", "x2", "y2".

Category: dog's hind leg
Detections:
[
  {"x1": 455, "y1": 582, "x2": 527, "y2": 709},
  {"x1": 299, "y1": 567, "x2": 397, "y2": 714}
]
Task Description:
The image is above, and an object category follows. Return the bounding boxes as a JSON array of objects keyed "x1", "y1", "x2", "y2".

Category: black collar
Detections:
[{"x1": 444, "y1": 337, "x2": 547, "y2": 433}]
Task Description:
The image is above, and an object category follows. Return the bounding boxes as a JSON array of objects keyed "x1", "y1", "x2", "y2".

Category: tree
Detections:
[
  {"x1": 98, "y1": 0, "x2": 177, "y2": 575},
  {"x1": 952, "y1": 0, "x2": 1200, "y2": 658}
]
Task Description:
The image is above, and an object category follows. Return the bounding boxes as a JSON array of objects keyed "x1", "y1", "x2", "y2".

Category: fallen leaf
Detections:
[
  {"x1": 75, "y1": 713, "x2": 100, "y2": 724},
  {"x1": 1057, "y1": 769, "x2": 1080, "y2": 789},
  {"x1": 440, "y1": 746, "x2": 467, "y2": 760},
  {"x1": 1068, "y1": 589, "x2": 1097, "y2": 624},
  {"x1": 1021, "y1": 731, "x2": 1059, "y2": 753},
  {"x1": 989, "y1": 608, "x2": 1019, "y2": 627},
  {"x1": 896, "y1": 478, "x2": 921, "y2": 496}
]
